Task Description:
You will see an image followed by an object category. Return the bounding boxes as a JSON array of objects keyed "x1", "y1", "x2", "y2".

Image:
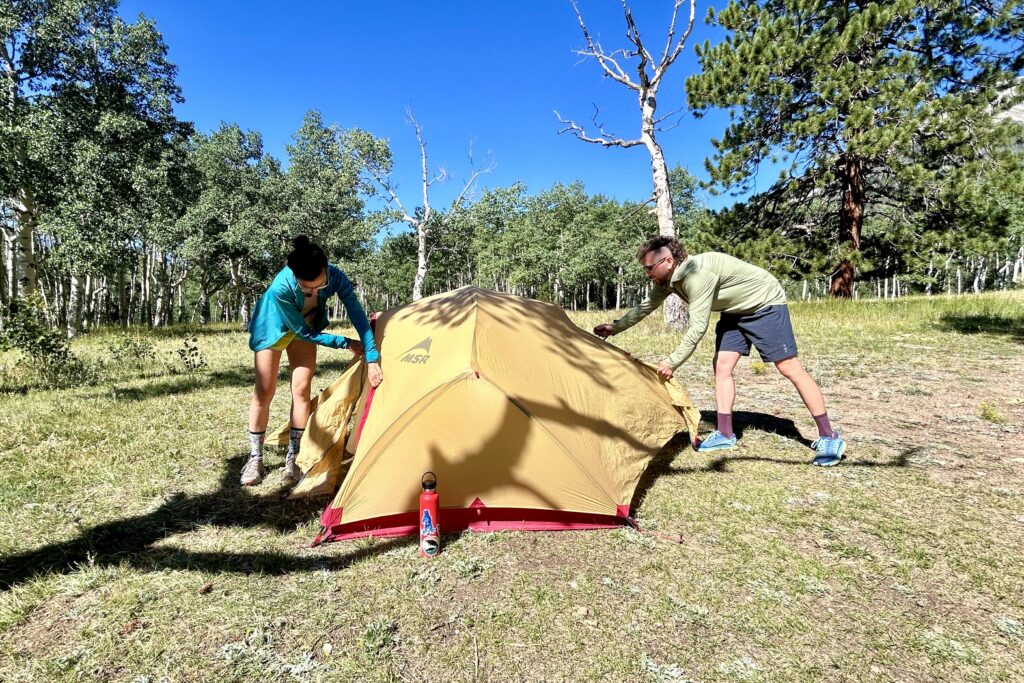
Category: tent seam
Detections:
[{"x1": 336, "y1": 372, "x2": 477, "y2": 502}]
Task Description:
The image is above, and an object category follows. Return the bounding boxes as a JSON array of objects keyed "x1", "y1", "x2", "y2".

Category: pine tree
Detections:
[{"x1": 687, "y1": 0, "x2": 1024, "y2": 296}]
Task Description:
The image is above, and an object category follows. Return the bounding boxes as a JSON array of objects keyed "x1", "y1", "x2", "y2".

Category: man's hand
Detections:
[
  {"x1": 593, "y1": 323, "x2": 616, "y2": 339},
  {"x1": 347, "y1": 338, "x2": 364, "y2": 356},
  {"x1": 368, "y1": 362, "x2": 384, "y2": 388},
  {"x1": 657, "y1": 361, "x2": 674, "y2": 380}
]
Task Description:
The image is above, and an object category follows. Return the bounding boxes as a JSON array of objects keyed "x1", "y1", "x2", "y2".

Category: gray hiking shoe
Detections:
[
  {"x1": 240, "y1": 455, "x2": 266, "y2": 486},
  {"x1": 282, "y1": 453, "x2": 301, "y2": 486}
]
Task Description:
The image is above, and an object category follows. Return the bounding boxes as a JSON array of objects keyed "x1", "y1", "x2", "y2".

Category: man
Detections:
[{"x1": 594, "y1": 236, "x2": 845, "y2": 466}]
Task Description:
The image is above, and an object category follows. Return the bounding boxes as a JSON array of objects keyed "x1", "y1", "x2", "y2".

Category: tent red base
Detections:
[{"x1": 312, "y1": 502, "x2": 633, "y2": 546}]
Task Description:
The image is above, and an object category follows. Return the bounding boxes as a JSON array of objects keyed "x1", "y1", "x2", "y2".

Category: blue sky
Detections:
[{"x1": 119, "y1": 1, "x2": 754, "y2": 215}]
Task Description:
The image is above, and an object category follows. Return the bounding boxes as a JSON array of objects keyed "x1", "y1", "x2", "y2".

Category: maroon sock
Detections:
[
  {"x1": 717, "y1": 412, "x2": 734, "y2": 438},
  {"x1": 813, "y1": 413, "x2": 833, "y2": 438}
]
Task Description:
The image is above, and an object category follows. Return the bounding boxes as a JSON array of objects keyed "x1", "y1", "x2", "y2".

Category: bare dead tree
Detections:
[
  {"x1": 364, "y1": 108, "x2": 493, "y2": 301},
  {"x1": 558, "y1": 0, "x2": 696, "y2": 326}
]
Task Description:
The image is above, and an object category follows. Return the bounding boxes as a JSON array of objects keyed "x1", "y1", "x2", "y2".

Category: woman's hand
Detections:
[
  {"x1": 367, "y1": 362, "x2": 384, "y2": 387},
  {"x1": 347, "y1": 339, "x2": 364, "y2": 356}
]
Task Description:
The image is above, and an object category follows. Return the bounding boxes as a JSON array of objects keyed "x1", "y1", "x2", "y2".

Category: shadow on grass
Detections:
[
  {"x1": 935, "y1": 314, "x2": 1024, "y2": 343},
  {"x1": 631, "y1": 412, "x2": 915, "y2": 510},
  {"x1": 131, "y1": 324, "x2": 246, "y2": 339},
  {"x1": 0, "y1": 455, "x2": 414, "y2": 591},
  {"x1": 109, "y1": 357, "x2": 355, "y2": 401},
  {"x1": 697, "y1": 409, "x2": 816, "y2": 448}
]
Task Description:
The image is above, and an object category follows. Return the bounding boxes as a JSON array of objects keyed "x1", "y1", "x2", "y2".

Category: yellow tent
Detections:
[{"x1": 272, "y1": 287, "x2": 699, "y2": 544}]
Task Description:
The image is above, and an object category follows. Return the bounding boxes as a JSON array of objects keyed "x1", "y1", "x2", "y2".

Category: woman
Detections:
[{"x1": 244, "y1": 236, "x2": 384, "y2": 486}]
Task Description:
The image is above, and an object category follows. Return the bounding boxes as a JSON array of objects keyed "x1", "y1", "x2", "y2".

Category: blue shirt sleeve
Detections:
[
  {"x1": 272, "y1": 287, "x2": 347, "y2": 349},
  {"x1": 334, "y1": 271, "x2": 380, "y2": 363}
]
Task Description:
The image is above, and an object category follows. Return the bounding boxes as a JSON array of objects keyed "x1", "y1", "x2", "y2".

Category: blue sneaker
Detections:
[
  {"x1": 698, "y1": 430, "x2": 738, "y2": 452},
  {"x1": 811, "y1": 432, "x2": 846, "y2": 466}
]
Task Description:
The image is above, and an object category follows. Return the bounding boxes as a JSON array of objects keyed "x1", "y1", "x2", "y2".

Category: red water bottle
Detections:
[{"x1": 419, "y1": 472, "x2": 440, "y2": 557}]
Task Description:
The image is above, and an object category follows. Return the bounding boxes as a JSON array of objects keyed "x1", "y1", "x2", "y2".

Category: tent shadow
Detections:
[{"x1": 0, "y1": 454, "x2": 413, "y2": 591}]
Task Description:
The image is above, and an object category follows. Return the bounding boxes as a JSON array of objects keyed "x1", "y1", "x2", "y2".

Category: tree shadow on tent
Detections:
[
  {"x1": 0, "y1": 454, "x2": 412, "y2": 592},
  {"x1": 419, "y1": 389, "x2": 563, "y2": 515},
  {"x1": 396, "y1": 287, "x2": 623, "y2": 391}
]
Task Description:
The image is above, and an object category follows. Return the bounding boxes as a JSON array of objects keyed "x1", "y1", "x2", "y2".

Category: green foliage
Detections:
[
  {"x1": 2, "y1": 0, "x2": 190, "y2": 277},
  {"x1": 106, "y1": 335, "x2": 156, "y2": 367},
  {"x1": 174, "y1": 337, "x2": 207, "y2": 372},
  {"x1": 979, "y1": 402, "x2": 1005, "y2": 424},
  {"x1": 356, "y1": 174, "x2": 719, "y2": 310},
  {"x1": 687, "y1": 0, "x2": 1024, "y2": 283},
  {"x1": 0, "y1": 297, "x2": 67, "y2": 360},
  {"x1": 359, "y1": 619, "x2": 398, "y2": 657},
  {"x1": 284, "y1": 110, "x2": 377, "y2": 259},
  {"x1": 0, "y1": 296, "x2": 97, "y2": 388}
]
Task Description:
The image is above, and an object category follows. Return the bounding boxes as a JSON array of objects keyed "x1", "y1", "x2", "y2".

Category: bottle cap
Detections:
[{"x1": 421, "y1": 471, "x2": 437, "y2": 490}]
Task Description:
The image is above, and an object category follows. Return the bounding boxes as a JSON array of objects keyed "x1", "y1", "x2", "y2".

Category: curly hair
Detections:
[{"x1": 636, "y1": 236, "x2": 688, "y2": 263}]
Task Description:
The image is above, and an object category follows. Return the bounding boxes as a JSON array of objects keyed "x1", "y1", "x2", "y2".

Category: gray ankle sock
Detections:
[
  {"x1": 287, "y1": 427, "x2": 304, "y2": 458},
  {"x1": 247, "y1": 430, "x2": 265, "y2": 459}
]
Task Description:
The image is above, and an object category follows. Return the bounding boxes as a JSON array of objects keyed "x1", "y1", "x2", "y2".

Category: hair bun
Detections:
[{"x1": 292, "y1": 235, "x2": 311, "y2": 251}]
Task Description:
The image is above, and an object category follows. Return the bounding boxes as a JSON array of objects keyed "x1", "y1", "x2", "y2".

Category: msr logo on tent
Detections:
[{"x1": 400, "y1": 337, "x2": 432, "y2": 365}]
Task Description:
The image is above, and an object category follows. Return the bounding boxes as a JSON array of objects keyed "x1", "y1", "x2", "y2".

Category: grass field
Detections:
[{"x1": 1, "y1": 291, "x2": 1022, "y2": 682}]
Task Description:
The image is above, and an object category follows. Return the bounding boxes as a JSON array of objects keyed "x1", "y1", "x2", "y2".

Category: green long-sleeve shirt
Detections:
[{"x1": 612, "y1": 252, "x2": 786, "y2": 368}]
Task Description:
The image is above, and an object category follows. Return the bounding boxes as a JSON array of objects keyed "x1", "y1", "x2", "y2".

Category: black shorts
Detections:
[{"x1": 714, "y1": 304, "x2": 798, "y2": 362}]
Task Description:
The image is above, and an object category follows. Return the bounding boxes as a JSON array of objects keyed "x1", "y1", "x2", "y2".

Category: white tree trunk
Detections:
[
  {"x1": 83, "y1": 274, "x2": 93, "y2": 329},
  {"x1": 67, "y1": 273, "x2": 83, "y2": 338},
  {"x1": 640, "y1": 93, "x2": 687, "y2": 330},
  {"x1": 412, "y1": 221, "x2": 428, "y2": 301},
  {"x1": 615, "y1": 267, "x2": 623, "y2": 309},
  {"x1": 13, "y1": 207, "x2": 36, "y2": 296},
  {"x1": 177, "y1": 282, "x2": 187, "y2": 323},
  {"x1": 4, "y1": 43, "x2": 37, "y2": 297},
  {"x1": 1, "y1": 228, "x2": 12, "y2": 306}
]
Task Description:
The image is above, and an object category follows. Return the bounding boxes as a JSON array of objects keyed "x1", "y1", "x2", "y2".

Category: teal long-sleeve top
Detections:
[{"x1": 248, "y1": 264, "x2": 380, "y2": 363}]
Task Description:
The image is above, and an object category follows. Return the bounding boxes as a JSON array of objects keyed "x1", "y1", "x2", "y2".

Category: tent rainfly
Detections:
[{"x1": 270, "y1": 286, "x2": 700, "y2": 545}]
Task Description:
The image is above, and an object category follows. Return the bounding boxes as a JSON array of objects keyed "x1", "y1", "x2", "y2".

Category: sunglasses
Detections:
[
  {"x1": 642, "y1": 255, "x2": 671, "y2": 274},
  {"x1": 298, "y1": 275, "x2": 328, "y2": 294}
]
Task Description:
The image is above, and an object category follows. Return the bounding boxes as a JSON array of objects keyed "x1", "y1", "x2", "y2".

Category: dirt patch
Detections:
[
  {"x1": 838, "y1": 356, "x2": 1024, "y2": 487},
  {"x1": 5, "y1": 593, "x2": 90, "y2": 659}
]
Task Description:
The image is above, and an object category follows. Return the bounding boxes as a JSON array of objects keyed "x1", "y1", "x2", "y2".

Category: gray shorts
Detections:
[{"x1": 714, "y1": 304, "x2": 798, "y2": 362}]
